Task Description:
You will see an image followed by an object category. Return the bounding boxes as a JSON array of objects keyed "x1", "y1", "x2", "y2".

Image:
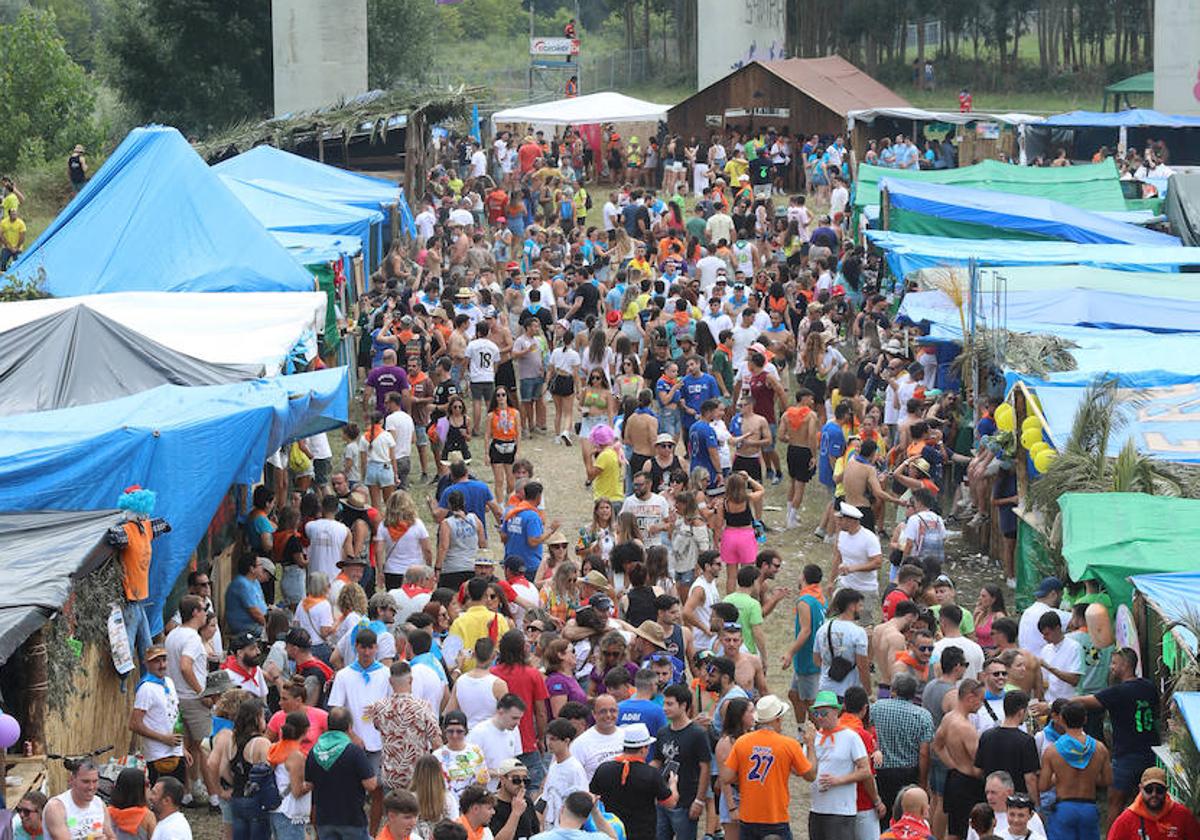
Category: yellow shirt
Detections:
[
  {"x1": 0, "y1": 217, "x2": 25, "y2": 250},
  {"x1": 447, "y1": 178, "x2": 463, "y2": 197},
  {"x1": 447, "y1": 605, "x2": 511, "y2": 670},
  {"x1": 724, "y1": 158, "x2": 749, "y2": 183},
  {"x1": 2, "y1": 193, "x2": 18, "y2": 215},
  {"x1": 593, "y1": 447, "x2": 623, "y2": 502}
]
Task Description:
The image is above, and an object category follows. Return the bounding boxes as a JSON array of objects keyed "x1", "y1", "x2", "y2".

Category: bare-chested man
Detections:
[
  {"x1": 1040, "y1": 700, "x2": 1110, "y2": 839},
  {"x1": 841, "y1": 438, "x2": 903, "y2": 534},
  {"x1": 934, "y1": 678, "x2": 986, "y2": 840},
  {"x1": 729, "y1": 396, "x2": 771, "y2": 518},
  {"x1": 892, "y1": 627, "x2": 934, "y2": 698},
  {"x1": 750, "y1": 549, "x2": 789, "y2": 618},
  {"x1": 718, "y1": 618, "x2": 767, "y2": 697},
  {"x1": 871, "y1": 600, "x2": 918, "y2": 698},
  {"x1": 447, "y1": 313, "x2": 471, "y2": 391},
  {"x1": 779, "y1": 388, "x2": 821, "y2": 529},
  {"x1": 623, "y1": 390, "x2": 660, "y2": 479}
]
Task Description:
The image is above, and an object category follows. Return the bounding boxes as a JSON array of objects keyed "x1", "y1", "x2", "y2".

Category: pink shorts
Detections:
[{"x1": 721, "y1": 526, "x2": 757, "y2": 566}]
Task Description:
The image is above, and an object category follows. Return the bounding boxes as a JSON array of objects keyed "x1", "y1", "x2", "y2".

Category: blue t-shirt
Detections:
[
  {"x1": 688, "y1": 420, "x2": 720, "y2": 485},
  {"x1": 655, "y1": 377, "x2": 681, "y2": 412},
  {"x1": 225, "y1": 575, "x2": 267, "y2": 636},
  {"x1": 681, "y1": 373, "x2": 720, "y2": 417},
  {"x1": 503, "y1": 509, "x2": 545, "y2": 579},
  {"x1": 605, "y1": 283, "x2": 626, "y2": 311},
  {"x1": 617, "y1": 698, "x2": 668, "y2": 759},
  {"x1": 439, "y1": 479, "x2": 496, "y2": 536},
  {"x1": 817, "y1": 420, "x2": 846, "y2": 488}
]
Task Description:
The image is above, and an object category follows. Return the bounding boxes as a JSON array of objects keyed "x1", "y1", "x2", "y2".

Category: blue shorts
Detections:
[
  {"x1": 414, "y1": 425, "x2": 429, "y2": 447},
  {"x1": 929, "y1": 757, "x2": 948, "y2": 795},
  {"x1": 519, "y1": 378, "x2": 544, "y2": 401},
  {"x1": 657, "y1": 409, "x2": 680, "y2": 437},
  {"x1": 1112, "y1": 751, "x2": 1156, "y2": 793},
  {"x1": 365, "y1": 461, "x2": 394, "y2": 487}
]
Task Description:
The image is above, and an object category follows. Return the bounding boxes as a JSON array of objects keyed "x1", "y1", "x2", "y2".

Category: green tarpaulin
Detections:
[
  {"x1": 854, "y1": 159, "x2": 1128, "y2": 213},
  {"x1": 1060, "y1": 492, "x2": 1200, "y2": 608},
  {"x1": 1104, "y1": 72, "x2": 1154, "y2": 111},
  {"x1": 309, "y1": 263, "x2": 341, "y2": 353},
  {"x1": 1016, "y1": 520, "x2": 1054, "y2": 612}
]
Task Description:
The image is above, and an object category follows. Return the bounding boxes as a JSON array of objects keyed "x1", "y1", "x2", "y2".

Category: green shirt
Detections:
[
  {"x1": 930, "y1": 603, "x2": 975, "y2": 636},
  {"x1": 1069, "y1": 630, "x2": 1113, "y2": 695},
  {"x1": 686, "y1": 215, "x2": 708, "y2": 244},
  {"x1": 722, "y1": 591, "x2": 764, "y2": 654},
  {"x1": 711, "y1": 350, "x2": 734, "y2": 395}
]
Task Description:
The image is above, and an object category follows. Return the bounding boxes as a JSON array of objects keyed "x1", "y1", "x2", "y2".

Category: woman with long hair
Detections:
[
  {"x1": 670, "y1": 489, "x2": 713, "y2": 599},
  {"x1": 620, "y1": 562, "x2": 658, "y2": 627},
  {"x1": 974, "y1": 584, "x2": 1008, "y2": 653},
  {"x1": 540, "y1": 559, "x2": 580, "y2": 630},
  {"x1": 220, "y1": 699, "x2": 272, "y2": 840},
  {"x1": 107, "y1": 768, "x2": 156, "y2": 840},
  {"x1": 374, "y1": 491, "x2": 431, "y2": 591},
  {"x1": 581, "y1": 499, "x2": 616, "y2": 573},
  {"x1": 715, "y1": 697, "x2": 755, "y2": 840},
  {"x1": 547, "y1": 326, "x2": 581, "y2": 445},
  {"x1": 582, "y1": 327, "x2": 614, "y2": 383},
  {"x1": 543, "y1": 637, "x2": 588, "y2": 718},
  {"x1": 714, "y1": 471, "x2": 764, "y2": 592},
  {"x1": 484, "y1": 386, "x2": 521, "y2": 498},
  {"x1": 410, "y1": 754, "x2": 457, "y2": 836},
  {"x1": 578, "y1": 371, "x2": 616, "y2": 477},
  {"x1": 439, "y1": 395, "x2": 473, "y2": 468},
  {"x1": 614, "y1": 354, "x2": 644, "y2": 402},
  {"x1": 796, "y1": 331, "x2": 828, "y2": 422},
  {"x1": 534, "y1": 531, "x2": 570, "y2": 588},
  {"x1": 333, "y1": 582, "x2": 368, "y2": 647},
  {"x1": 266, "y1": 711, "x2": 311, "y2": 840},
  {"x1": 436, "y1": 489, "x2": 485, "y2": 592}
]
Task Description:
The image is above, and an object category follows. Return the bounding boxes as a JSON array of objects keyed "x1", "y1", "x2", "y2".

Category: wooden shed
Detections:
[{"x1": 667, "y1": 56, "x2": 910, "y2": 141}]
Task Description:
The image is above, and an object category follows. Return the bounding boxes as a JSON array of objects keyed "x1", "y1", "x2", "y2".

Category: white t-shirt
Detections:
[
  {"x1": 415, "y1": 210, "x2": 437, "y2": 244},
  {"x1": 375, "y1": 518, "x2": 430, "y2": 575},
  {"x1": 362, "y1": 430, "x2": 395, "y2": 464},
  {"x1": 295, "y1": 597, "x2": 334, "y2": 643},
  {"x1": 467, "y1": 338, "x2": 501, "y2": 383},
  {"x1": 449, "y1": 208, "x2": 474, "y2": 228},
  {"x1": 335, "y1": 623, "x2": 398, "y2": 668},
  {"x1": 539, "y1": 755, "x2": 590, "y2": 827},
  {"x1": 570, "y1": 726, "x2": 625, "y2": 780},
  {"x1": 389, "y1": 586, "x2": 432, "y2": 624},
  {"x1": 702, "y1": 311, "x2": 733, "y2": 339},
  {"x1": 328, "y1": 665, "x2": 393, "y2": 751},
  {"x1": 696, "y1": 256, "x2": 726, "y2": 294},
  {"x1": 810, "y1": 727, "x2": 867, "y2": 816},
  {"x1": 932, "y1": 635, "x2": 985, "y2": 680},
  {"x1": 835, "y1": 527, "x2": 882, "y2": 594},
  {"x1": 729, "y1": 324, "x2": 760, "y2": 369},
  {"x1": 602, "y1": 201, "x2": 620, "y2": 231},
  {"x1": 549, "y1": 347, "x2": 581, "y2": 376},
  {"x1": 621, "y1": 493, "x2": 671, "y2": 547},
  {"x1": 385, "y1": 410, "x2": 415, "y2": 459},
  {"x1": 731, "y1": 241, "x2": 754, "y2": 274},
  {"x1": 689, "y1": 576, "x2": 720, "y2": 652},
  {"x1": 966, "y1": 813, "x2": 1046, "y2": 840},
  {"x1": 884, "y1": 375, "x2": 917, "y2": 426},
  {"x1": 1018, "y1": 602, "x2": 1074, "y2": 654},
  {"x1": 222, "y1": 665, "x2": 268, "y2": 699},
  {"x1": 1039, "y1": 636, "x2": 1082, "y2": 702},
  {"x1": 165, "y1": 625, "x2": 207, "y2": 700},
  {"x1": 815, "y1": 618, "x2": 869, "y2": 695},
  {"x1": 902, "y1": 511, "x2": 946, "y2": 556},
  {"x1": 467, "y1": 719, "x2": 521, "y2": 787},
  {"x1": 306, "y1": 433, "x2": 332, "y2": 460},
  {"x1": 411, "y1": 661, "x2": 446, "y2": 714},
  {"x1": 525, "y1": 284, "x2": 556, "y2": 309},
  {"x1": 150, "y1": 811, "x2": 193, "y2": 840},
  {"x1": 470, "y1": 149, "x2": 487, "y2": 178},
  {"x1": 133, "y1": 677, "x2": 181, "y2": 762},
  {"x1": 343, "y1": 439, "x2": 363, "y2": 483},
  {"x1": 305, "y1": 518, "x2": 350, "y2": 580},
  {"x1": 830, "y1": 185, "x2": 849, "y2": 216}
]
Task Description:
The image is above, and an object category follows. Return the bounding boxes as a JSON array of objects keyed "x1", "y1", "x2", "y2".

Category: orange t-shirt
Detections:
[
  {"x1": 489, "y1": 407, "x2": 520, "y2": 442},
  {"x1": 724, "y1": 729, "x2": 812, "y2": 824},
  {"x1": 120, "y1": 520, "x2": 154, "y2": 600}
]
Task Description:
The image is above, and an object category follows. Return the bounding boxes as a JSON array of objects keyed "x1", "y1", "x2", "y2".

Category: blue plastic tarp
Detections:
[
  {"x1": 880, "y1": 177, "x2": 1180, "y2": 247},
  {"x1": 865, "y1": 231, "x2": 1200, "y2": 277},
  {"x1": 273, "y1": 231, "x2": 362, "y2": 266},
  {"x1": 0, "y1": 368, "x2": 349, "y2": 631},
  {"x1": 1042, "y1": 109, "x2": 1200, "y2": 128},
  {"x1": 1129, "y1": 572, "x2": 1200, "y2": 653},
  {"x1": 11, "y1": 126, "x2": 316, "y2": 295},
  {"x1": 213, "y1": 146, "x2": 399, "y2": 212},
  {"x1": 219, "y1": 176, "x2": 384, "y2": 269}
]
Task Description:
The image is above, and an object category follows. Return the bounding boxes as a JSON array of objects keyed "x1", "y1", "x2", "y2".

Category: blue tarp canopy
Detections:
[
  {"x1": 1175, "y1": 692, "x2": 1200, "y2": 748},
  {"x1": 0, "y1": 368, "x2": 349, "y2": 632},
  {"x1": 11, "y1": 126, "x2": 316, "y2": 295},
  {"x1": 1043, "y1": 109, "x2": 1200, "y2": 128},
  {"x1": 273, "y1": 231, "x2": 362, "y2": 267},
  {"x1": 865, "y1": 230, "x2": 1200, "y2": 277},
  {"x1": 213, "y1": 145, "x2": 399, "y2": 212},
  {"x1": 220, "y1": 175, "x2": 384, "y2": 270},
  {"x1": 1129, "y1": 571, "x2": 1200, "y2": 653},
  {"x1": 879, "y1": 177, "x2": 1179, "y2": 246}
]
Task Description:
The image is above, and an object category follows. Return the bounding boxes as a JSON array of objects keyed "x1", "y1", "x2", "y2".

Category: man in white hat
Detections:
[
  {"x1": 720, "y1": 695, "x2": 817, "y2": 840},
  {"x1": 829, "y1": 502, "x2": 884, "y2": 625},
  {"x1": 590, "y1": 723, "x2": 678, "y2": 840}
]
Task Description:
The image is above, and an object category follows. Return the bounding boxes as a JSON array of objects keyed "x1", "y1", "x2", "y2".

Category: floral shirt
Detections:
[
  {"x1": 366, "y1": 693, "x2": 441, "y2": 789},
  {"x1": 434, "y1": 743, "x2": 490, "y2": 799}
]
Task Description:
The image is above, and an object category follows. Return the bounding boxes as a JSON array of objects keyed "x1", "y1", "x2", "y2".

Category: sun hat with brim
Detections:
[
  {"x1": 811, "y1": 690, "x2": 842, "y2": 711},
  {"x1": 588, "y1": 424, "x2": 617, "y2": 447},
  {"x1": 754, "y1": 695, "x2": 789, "y2": 724},
  {"x1": 605, "y1": 310, "x2": 621, "y2": 326},
  {"x1": 912, "y1": 458, "x2": 931, "y2": 476},
  {"x1": 632, "y1": 620, "x2": 668, "y2": 650},
  {"x1": 201, "y1": 670, "x2": 234, "y2": 697},
  {"x1": 343, "y1": 489, "x2": 370, "y2": 510},
  {"x1": 579, "y1": 570, "x2": 609, "y2": 589},
  {"x1": 145, "y1": 645, "x2": 168, "y2": 661},
  {"x1": 655, "y1": 433, "x2": 675, "y2": 446},
  {"x1": 546, "y1": 531, "x2": 570, "y2": 546},
  {"x1": 337, "y1": 557, "x2": 368, "y2": 569},
  {"x1": 883, "y1": 339, "x2": 905, "y2": 355},
  {"x1": 497, "y1": 758, "x2": 526, "y2": 776},
  {"x1": 622, "y1": 723, "x2": 655, "y2": 748}
]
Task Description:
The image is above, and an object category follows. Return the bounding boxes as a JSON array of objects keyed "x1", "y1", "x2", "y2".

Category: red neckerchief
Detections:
[
  {"x1": 401, "y1": 583, "x2": 431, "y2": 598},
  {"x1": 799, "y1": 583, "x2": 825, "y2": 605},
  {"x1": 504, "y1": 499, "x2": 545, "y2": 523},
  {"x1": 658, "y1": 375, "x2": 677, "y2": 387},
  {"x1": 611, "y1": 753, "x2": 644, "y2": 784},
  {"x1": 222, "y1": 655, "x2": 259, "y2": 684}
]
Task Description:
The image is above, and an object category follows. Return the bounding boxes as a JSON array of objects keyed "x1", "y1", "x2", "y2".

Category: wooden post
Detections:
[{"x1": 24, "y1": 627, "x2": 47, "y2": 752}]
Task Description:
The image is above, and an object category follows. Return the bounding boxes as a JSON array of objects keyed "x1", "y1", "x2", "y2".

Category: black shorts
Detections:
[
  {"x1": 943, "y1": 769, "x2": 985, "y2": 839},
  {"x1": 787, "y1": 445, "x2": 814, "y2": 482},
  {"x1": 732, "y1": 455, "x2": 762, "y2": 482},
  {"x1": 550, "y1": 374, "x2": 576, "y2": 397},
  {"x1": 860, "y1": 505, "x2": 877, "y2": 533},
  {"x1": 496, "y1": 360, "x2": 517, "y2": 390},
  {"x1": 489, "y1": 440, "x2": 517, "y2": 464},
  {"x1": 629, "y1": 452, "x2": 651, "y2": 480}
]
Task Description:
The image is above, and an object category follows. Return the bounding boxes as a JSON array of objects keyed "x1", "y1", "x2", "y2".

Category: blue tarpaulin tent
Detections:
[
  {"x1": 1130, "y1": 571, "x2": 1200, "y2": 653},
  {"x1": 219, "y1": 176, "x2": 385, "y2": 269},
  {"x1": 1042, "y1": 109, "x2": 1200, "y2": 128},
  {"x1": 213, "y1": 145, "x2": 399, "y2": 212},
  {"x1": 865, "y1": 231, "x2": 1200, "y2": 277},
  {"x1": 879, "y1": 177, "x2": 1179, "y2": 246},
  {"x1": 10, "y1": 126, "x2": 316, "y2": 296},
  {"x1": 0, "y1": 368, "x2": 349, "y2": 632},
  {"x1": 273, "y1": 231, "x2": 362, "y2": 268},
  {"x1": 1175, "y1": 692, "x2": 1200, "y2": 747}
]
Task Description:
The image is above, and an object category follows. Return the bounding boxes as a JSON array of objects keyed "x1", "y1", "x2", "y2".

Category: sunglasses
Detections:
[
  {"x1": 657, "y1": 442, "x2": 672, "y2": 447},
  {"x1": 16, "y1": 808, "x2": 36, "y2": 817},
  {"x1": 723, "y1": 621, "x2": 742, "y2": 631},
  {"x1": 1143, "y1": 784, "x2": 1167, "y2": 795},
  {"x1": 917, "y1": 645, "x2": 934, "y2": 653},
  {"x1": 989, "y1": 669, "x2": 1008, "y2": 677},
  {"x1": 509, "y1": 777, "x2": 529, "y2": 786}
]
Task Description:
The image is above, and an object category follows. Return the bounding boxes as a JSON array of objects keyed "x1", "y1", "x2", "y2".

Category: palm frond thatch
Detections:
[{"x1": 951, "y1": 327, "x2": 1078, "y2": 380}]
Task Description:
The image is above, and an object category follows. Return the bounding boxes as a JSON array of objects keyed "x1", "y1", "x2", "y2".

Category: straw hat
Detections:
[{"x1": 632, "y1": 620, "x2": 668, "y2": 650}]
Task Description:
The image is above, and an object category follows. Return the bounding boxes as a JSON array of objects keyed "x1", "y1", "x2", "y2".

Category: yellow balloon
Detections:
[
  {"x1": 1021, "y1": 428, "x2": 1042, "y2": 448},
  {"x1": 995, "y1": 403, "x2": 1014, "y2": 432},
  {"x1": 1022, "y1": 415, "x2": 1042, "y2": 434},
  {"x1": 1029, "y1": 443, "x2": 1050, "y2": 460},
  {"x1": 1034, "y1": 448, "x2": 1057, "y2": 472}
]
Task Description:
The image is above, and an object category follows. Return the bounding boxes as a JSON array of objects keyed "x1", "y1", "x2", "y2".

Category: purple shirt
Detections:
[
  {"x1": 365, "y1": 365, "x2": 411, "y2": 413},
  {"x1": 545, "y1": 671, "x2": 588, "y2": 714}
]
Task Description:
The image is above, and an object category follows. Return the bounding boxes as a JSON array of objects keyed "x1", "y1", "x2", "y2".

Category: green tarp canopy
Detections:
[
  {"x1": 1165, "y1": 172, "x2": 1200, "y2": 246},
  {"x1": 1104, "y1": 72, "x2": 1153, "y2": 111},
  {"x1": 1060, "y1": 492, "x2": 1200, "y2": 608},
  {"x1": 853, "y1": 159, "x2": 1129, "y2": 213}
]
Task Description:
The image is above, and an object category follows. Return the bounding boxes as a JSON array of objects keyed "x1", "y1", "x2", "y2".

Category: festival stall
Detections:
[
  {"x1": 1029, "y1": 108, "x2": 1200, "y2": 167},
  {"x1": 846, "y1": 107, "x2": 1040, "y2": 167}
]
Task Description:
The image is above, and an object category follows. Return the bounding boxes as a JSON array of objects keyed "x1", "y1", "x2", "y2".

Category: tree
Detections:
[
  {"x1": 367, "y1": 0, "x2": 449, "y2": 87},
  {"x1": 0, "y1": 8, "x2": 98, "y2": 172},
  {"x1": 101, "y1": 0, "x2": 271, "y2": 134}
]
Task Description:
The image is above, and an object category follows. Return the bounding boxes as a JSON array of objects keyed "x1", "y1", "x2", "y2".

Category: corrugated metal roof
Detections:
[{"x1": 755, "y1": 56, "x2": 910, "y2": 118}]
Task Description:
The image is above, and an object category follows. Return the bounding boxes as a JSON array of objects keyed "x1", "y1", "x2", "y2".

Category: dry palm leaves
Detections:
[{"x1": 952, "y1": 327, "x2": 1078, "y2": 379}]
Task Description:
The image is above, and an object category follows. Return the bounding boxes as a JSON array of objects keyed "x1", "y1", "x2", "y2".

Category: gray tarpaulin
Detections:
[
  {"x1": 0, "y1": 509, "x2": 124, "y2": 665},
  {"x1": 1166, "y1": 173, "x2": 1200, "y2": 246},
  {"x1": 0, "y1": 305, "x2": 262, "y2": 416}
]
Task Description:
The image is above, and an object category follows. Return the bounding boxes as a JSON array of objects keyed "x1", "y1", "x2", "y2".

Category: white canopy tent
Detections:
[
  {"x1": 491, "y1": 91, "x2": 671, "y2": 128},
  {"x1": 0, "y1": 291, "x2": 327, "y2": 373}
]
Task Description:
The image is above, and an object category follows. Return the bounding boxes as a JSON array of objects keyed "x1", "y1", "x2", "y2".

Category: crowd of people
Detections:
[{"x1": 23, "y1": 119, "x2": 1191, "y2": 840}]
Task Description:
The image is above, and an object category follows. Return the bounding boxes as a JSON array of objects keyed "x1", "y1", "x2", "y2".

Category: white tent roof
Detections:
[
  {"x1": 491, "y1": 91, "x2": 670, "y2": 128},
  {"x1": 847, "y1": 107, "x2": 1044, "y2": 127},
  {"x1": 0, "y1": 291, "x2": 327, "y2": 373}
]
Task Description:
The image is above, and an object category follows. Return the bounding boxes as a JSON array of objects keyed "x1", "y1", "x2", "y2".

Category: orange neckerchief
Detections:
[
  {"x1": 611, "y1": 753, "x2": 645, "y2": 784},
  {"x1": 302, "y1": 595, "x2": 325, "y2": 612},
  {"x1": 672, "y1": 310, "x2": 691, "y2": 328},
  {"x1": 107, "y1": 807, "x2": 147, "y2": 835},
  {"x1": 716, "y1": 343, "x2": 732, "y2": 358},
  {"x1": 386, "y1": 521, "x2": 412, "y2": 542},
  {"x1": 894, "y1": 651, "x2": 929, "y2": 681},
  {"x1": 817, "y1": 723, "x2": 846, "y2": 745},
  {"x1": 409, "y1": 371, "x2": 428, "y2": 387},
  {"x1": 336, "y1": 572, "x2": 352, "y2": 586},
  {"x1": 364, "y1": 423, "x2": 385, "y2": 443},
  {"x1": 799, "y1": 583, "x2": 825, "y2": 605},
  {"x1": 659, "y1": 375, "x2": 677, "y2": 387},
  {"x1": 267, "y1": 738, "x2": 301, "y2": 767},
  {"x1": 783, "y1": 405, "x2": 813, "y2": 431},
  {"x1": 768, "y1": 295, "x2": 788, "y2": 313},
  {"x1": 839, "y1": 711, "x2": 864, "y2": 732},
  {"x1": 504, "y1": 499, "x2": 545, "y2": 523}
]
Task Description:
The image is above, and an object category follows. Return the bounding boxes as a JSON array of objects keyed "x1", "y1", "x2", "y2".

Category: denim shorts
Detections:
[
  {"x1": 657, "y1": 409, "x2": 680, "y2": 437},
  {"x1": 519, "y1": 378, "x2": 544, "y2": 401},
  {"x1": 364, "y1": 461, "x2": 394, "y2": 487}
]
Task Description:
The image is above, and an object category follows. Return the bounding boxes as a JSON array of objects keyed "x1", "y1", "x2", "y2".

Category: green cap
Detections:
[{"x1": 811, "y1": 690, "x2": 842, "y2": 711}]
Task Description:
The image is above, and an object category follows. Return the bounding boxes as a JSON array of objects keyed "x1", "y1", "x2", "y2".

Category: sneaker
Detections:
[
  {"x1": 770, "y1": 472, "x2": 782, "y2": 486},
  {"x1": 813, "y1": 527, "x2": 826, "y2": 539},
  {"x1": 560, "y1": 431, "x2": 572, "y2": 446},
  {"x1": 182, "y1": 793, "x2": 194, "y2": 806},
  {"x1": 823, "y1": 534, "x2": 835, "y2": 544}
]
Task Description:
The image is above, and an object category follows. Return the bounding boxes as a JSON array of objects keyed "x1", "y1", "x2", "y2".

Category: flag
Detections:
[{"x1": 469, "y1": 104, "x2": 481, "y2": 143}]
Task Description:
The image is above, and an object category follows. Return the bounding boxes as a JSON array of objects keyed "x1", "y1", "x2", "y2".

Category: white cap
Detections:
[{"x1": 838, "y1": 501, "x2": 864, "y2": 519}]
